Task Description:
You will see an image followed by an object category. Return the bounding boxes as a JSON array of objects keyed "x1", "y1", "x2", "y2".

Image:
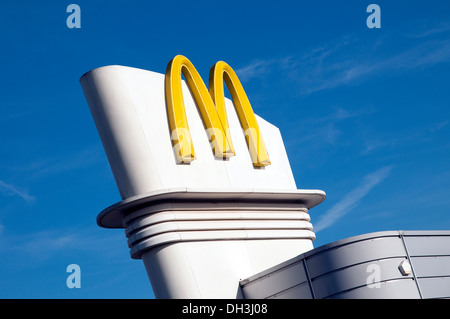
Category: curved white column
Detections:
[{"x1": 80, "y1": 63, "x2": 327, "y2": 299}]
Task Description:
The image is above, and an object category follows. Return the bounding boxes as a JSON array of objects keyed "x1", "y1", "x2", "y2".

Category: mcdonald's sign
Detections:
[{"x1": 165, "y1": 55, "x2": 271, "y2": 167}]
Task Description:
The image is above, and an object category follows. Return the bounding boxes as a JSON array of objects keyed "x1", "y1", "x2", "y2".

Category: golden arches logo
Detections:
[{"x1": 165, "y1": 55, "x2": 271, "y2": 167}]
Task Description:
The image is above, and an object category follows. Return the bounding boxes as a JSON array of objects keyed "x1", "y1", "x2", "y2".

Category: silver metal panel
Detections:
[
  {"x1": 327, "y1": 279, "x2": 421, "y2": 299},
  {"x1": 268, "y1": 281, "x2": 312, "y2": 299},
  {"x1": 418, "y1": 277, "x2": 450, "y2": 299},
  {"x1": 404, "y1": 235, "x2": 450, "y2": 257},
  {"x1": 312, "y1": 257, "x2": 411, "y2": 299},
  {"x1": 241, "y1": 261, "x2": 307, "y2": 299},
  {"x1": 411, "y1": 256, "x2": 450, "y2": 278},
  {"x1": 240, "y1": 231, "x2": 450, "y2": 299},
  {"x1": 307, "y1": 236, "x2": 406, "y2": 278}
]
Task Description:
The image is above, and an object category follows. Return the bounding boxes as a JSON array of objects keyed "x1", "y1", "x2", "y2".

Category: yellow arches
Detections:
[{"x1": 165, "y1": 55, "x2": 270, "y2": 167}]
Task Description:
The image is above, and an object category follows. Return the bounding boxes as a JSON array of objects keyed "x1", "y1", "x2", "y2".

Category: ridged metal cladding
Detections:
[{"x1": 124, "y1": 202, "x2": 316, "y2": 259}]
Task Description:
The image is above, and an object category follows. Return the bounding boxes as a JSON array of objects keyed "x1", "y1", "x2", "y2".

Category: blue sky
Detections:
[{"x1": 0, "y1": 1, "x2": 449, "y2": 298}]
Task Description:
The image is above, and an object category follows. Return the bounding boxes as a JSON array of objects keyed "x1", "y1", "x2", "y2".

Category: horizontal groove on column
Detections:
[
  {"x1": 129, "y1": 229, "x2": 316, "y2": 259},
  {"x1": 125, "y1": 210, "x2": 311, "y2": 236}
]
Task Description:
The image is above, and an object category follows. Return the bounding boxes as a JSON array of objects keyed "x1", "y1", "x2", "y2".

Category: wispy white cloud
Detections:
[
  {"x1": 235, "y1": 59, "x2": 275, "y2": 82},
  {"x1": 8, "y1": 147, "x2": 106, "y2": 181},
  {"x1": 21, "y1": 230, "x2": 81, "y2": 253},
  {"x1": 236, "y1": 25, "x2": 450, "y2": 96},
  {"x1": 0, "y1": 226, "x2": 125, "y2": 262},
  {"x1": 407, "y1": 22, "x2": 450, "y2": 39},
  {"x1": 0, "y1": 180, "x2": 35, "y2": 203},
  {"x1": 361, "y1": 118, "x2": 450, "y2": 155},
  {"x1": 285, "y1": 107, "x2": 374, "y2": 149},
  {"x1": 296, "y1": 37, "x2": 450, "y2": 95},
  {"x1": 381, "y1": 39, "x2": 450, "y2": 71},
  {"x1": 314, "y1": 166, "x2": 393, "y2": 233}
]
